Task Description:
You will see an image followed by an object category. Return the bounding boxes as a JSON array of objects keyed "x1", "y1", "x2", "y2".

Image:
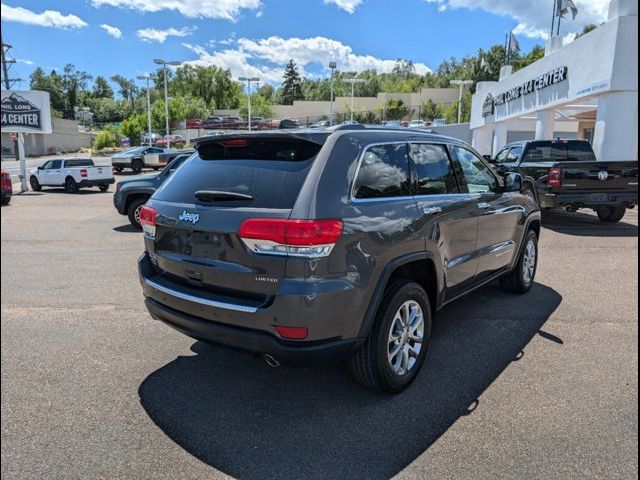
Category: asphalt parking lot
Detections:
[{"x1": 1, "y1": 178, "x2": 638, "y2": 479}]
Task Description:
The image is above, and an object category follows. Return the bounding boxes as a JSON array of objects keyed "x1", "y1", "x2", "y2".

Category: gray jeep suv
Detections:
[{"x1": 138, "y1": 126, "x2": 541, "y2": 393}]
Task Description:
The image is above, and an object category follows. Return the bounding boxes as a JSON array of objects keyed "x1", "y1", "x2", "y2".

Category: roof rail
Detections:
[{"x1": 327, "y1": 124, "x2": 366, "y2": 131}]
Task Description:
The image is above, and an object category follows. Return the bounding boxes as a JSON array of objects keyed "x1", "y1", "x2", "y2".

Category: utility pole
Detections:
[
  {"x1": 344, "y1": 78, "x2": 364, "y2": 124},
  {"x1": 238, "y1": 77, "x2": 260, "y2": 130},
  {"x1": 1, "y1": 32, "x2": 23, "y2": 165},
  {"x1": 328, "y1": 62, "x2": 336, "y2": 126},
  {"x1": 153, "y1": 58, "x2": 181, "y2": 149},
  {"x1": 450, "y1": 80, "x2": 473, "y2": 124},
  {"x1": 137, "y1": 75, "x2": 154, "y2": 145}
]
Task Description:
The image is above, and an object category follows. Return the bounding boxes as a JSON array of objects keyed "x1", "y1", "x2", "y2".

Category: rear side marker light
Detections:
[
  {"x1": 139, "y1": 205, "x2": 157, "y2": 238},
  {"x1": 238, "y1": 219, "x2": 343, "y2": 258},
  {"x1": 548, "y1": 166, "x2": 563, "y2": 188},
  {"x1": 274, "y1": 325, "x2": 308, "y2": 340}
]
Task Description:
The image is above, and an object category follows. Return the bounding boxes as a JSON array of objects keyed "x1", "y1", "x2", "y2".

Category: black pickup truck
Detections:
[{"x1": 491, "y1": 140, "x2": 638, "y2": 222}]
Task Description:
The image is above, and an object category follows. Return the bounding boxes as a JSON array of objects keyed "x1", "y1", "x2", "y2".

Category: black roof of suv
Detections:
[{"x1": 138, "y1": 126, "x2": 541, "y2": 393}]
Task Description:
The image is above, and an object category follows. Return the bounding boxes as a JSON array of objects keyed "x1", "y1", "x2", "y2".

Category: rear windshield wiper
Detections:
[{"x1": 194, "y1": 190, "x2": 253, "y2": 202}]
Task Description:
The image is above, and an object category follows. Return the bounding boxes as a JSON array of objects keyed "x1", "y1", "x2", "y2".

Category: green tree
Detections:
[
  {"x1": 169, "y1": 64, "x2": 242, "y2": 109},
  {"x1": 121, "y1": 113, "x2": 148, "y2": 145},
  {"x1": 151, "y1": 95, "x2": 210, "y2": 132},
  {"x1": 29, "y1": 67, "x2": 65, "y2": 115},
  {"x1": 384, "y1": 99, "x2": 408, "y2": 120},
  {"x1": 514, "y1": 45, "x2": 545, "y2": 72},
  {"x1": 239, "y1": 94, "x2": 274, "y2": 120},
  {"x1": 92, "y1": 76, "x2": 114, "y2": 99},
  {"x1": 422, "y1": 100, "x2": 443, "y2": 121},
  {"x1": 280, "y1": 59, "x2": 303, "y2": 105},
  {"x1": 110, "y1": 74, "x2": 138, "y2": 110},
  {"x1": 62, "y1": 64, "x2": 92, "y2": 119}
]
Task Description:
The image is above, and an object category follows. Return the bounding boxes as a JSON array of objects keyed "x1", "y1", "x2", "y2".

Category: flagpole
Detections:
[
  {"x1": 504, "y1": 31, "x2": 509, "y2": 65},
  {"x1": 551, "y1": 0, "x2": 557, "y2": 37},
  {"x1": 557, "y1": 11, "x2": 562, "y2": 36}
]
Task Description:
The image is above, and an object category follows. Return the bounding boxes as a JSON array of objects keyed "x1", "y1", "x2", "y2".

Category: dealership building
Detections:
[{"x1": 471, "y1": 0, "x2": 638, "y2": 162}]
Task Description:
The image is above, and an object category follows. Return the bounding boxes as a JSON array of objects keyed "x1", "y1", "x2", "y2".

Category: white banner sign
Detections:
[{"x1": 1, "y1": 90, "x2": 52, "y2": 134}]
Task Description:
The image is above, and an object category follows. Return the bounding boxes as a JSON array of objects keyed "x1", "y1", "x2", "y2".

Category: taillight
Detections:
[
  {"x1": 274, "y1": 325, "x2": 309, "y2": 340},
  {"x1": 139, "y1": 205, "x2": 157, "y2": 238},
  {"x1": 238, "y1": 219, "x2": 343, "y2": 258},
  {"x1": 548, "y1": 166, "x2": 562, "y2": 188},
  {"x1": 80, "y1": 168, "x2": 88, "y2": 178}
]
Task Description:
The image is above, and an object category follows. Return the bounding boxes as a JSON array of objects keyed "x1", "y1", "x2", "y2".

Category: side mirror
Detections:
[{"x1": 504, "y1": 172, "x2": 523, "y2": 193}]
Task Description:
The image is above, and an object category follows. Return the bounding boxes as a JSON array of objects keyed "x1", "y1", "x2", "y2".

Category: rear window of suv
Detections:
[{"x1": 153, "y1": 137, "x2": 324, "y2": 209}]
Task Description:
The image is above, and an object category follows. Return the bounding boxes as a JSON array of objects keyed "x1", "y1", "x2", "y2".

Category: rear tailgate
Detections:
[
  {"x1": 84, "y1": 165, "x2": 113, "y2": 180},
  {"x1": 144, "y1": 134, "x2": 327, "y2": 305},
  {"x1": 561, "y1": 161, "x2": 639, "y2": 192}
]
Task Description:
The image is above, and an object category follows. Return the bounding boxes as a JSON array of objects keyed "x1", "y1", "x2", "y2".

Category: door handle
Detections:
[
  {"x1": 477, "y1": 202, "x2": 491, "y2": 209},
  {"x1": 423, "y1": 206, "x2": 443, "y2": 215}
]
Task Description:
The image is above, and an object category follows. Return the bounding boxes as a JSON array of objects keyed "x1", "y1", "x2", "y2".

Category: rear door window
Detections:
[
  {"x1": 154, "y1": 137, "x2": 323, "y2": 209},
  {"x1": 409, "y1": 143, "x2": 459, "y2": 195},
  {"x1": 64, "y1": 159, "x2": 94, "y2": 167},
  {"x1": 566, "y1": 141, "x2": 596, "y2": 161},
  {"x1": 353, "y1": 143, "x2": 411, "y2": 199}
]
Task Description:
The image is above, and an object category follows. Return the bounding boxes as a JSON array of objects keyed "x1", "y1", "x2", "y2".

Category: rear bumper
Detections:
[
  {"x1": 138, "y1": 253, "x2": 362, "y2": 365},
  {"x1": 144, "y1": 297, "x2": 359, "y2": 365},
  {"x1": 538, "y1": 190, "x2": 638, "y2": 209},
  {"x1": 78, "y1": 178, "x2": 115, "y2": 188}
]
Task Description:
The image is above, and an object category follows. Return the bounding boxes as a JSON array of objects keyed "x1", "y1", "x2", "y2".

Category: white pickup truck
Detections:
[{"x1": 29, "y1": 158, "x2": 115, "y2": 193}]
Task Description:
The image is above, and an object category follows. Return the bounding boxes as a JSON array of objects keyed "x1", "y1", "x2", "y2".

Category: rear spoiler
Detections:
[{"x1": 192, "y1": 131, "x2": 330, "y2": 150}]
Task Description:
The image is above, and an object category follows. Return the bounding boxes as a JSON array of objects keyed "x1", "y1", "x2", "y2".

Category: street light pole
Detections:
[
  {"x1": 450, "y1": 79, "x2": 473, "y2": 124},
  {"x1": 154, "y1": 58, "x2": 181, "y2": 148},
  {"x1": 328, "y1": 62, "x2": 336, "y2": 126},
  {"x1": 344, "y1": 78, "x2": 364, "y2": 124},
  {"x1": 238, "y1": 77, "x2": 260, "y2": 131},
  {"x1": 137, "y1": 74, "x2": 154, "y2": 145}
]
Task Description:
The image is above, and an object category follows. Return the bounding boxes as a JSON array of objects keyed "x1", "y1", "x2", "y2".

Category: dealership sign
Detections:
[
  {"x1": 1, "y1": 90, "x2": 52, "y2": 133},
  {"x1": 483, "y1": 67, "x2": 568, "y2": 117}
]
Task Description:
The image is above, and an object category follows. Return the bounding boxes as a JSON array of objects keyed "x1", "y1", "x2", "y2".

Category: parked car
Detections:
[
  {"x1": 431, "y1": 118, "x2": 447, "y2": 127},
  {"x1": 491, "y1": 139, "x2": 638, "y2": 222},
  {"x1": 1, "y1": 170, "x2": 12, "y2": 205},
  {"x1": 155, "y1": 135, "x2": 186, "y2": 148},
  {"x1": 382, "y1": 120, "x2": 401, "y2": 127},
  {"x1": 111, "y1": 146, "x2": 167, "y2": 173},
  {"x1": 141, "y1": 132, "x2": 161, "y2": 146},
  {"x1": 185, "y1": 119, "x2": 202, "y2": 129},
  {"x1": 29, "y1": 158, "x2": 114, "y2": 193},
  {"x1": 143, "y1": 148, "x2": 193, "y2": 171},
  {"x1": 137, "y1": 128, "x2": 541, "y2": 393},
  {"x1": 204, "y1": 130, "x2": 226, "y2": 137},
  {"x1": 113, "y1": 151, "x2": 194, "y2": 228},
  {"x1": 201, "y1": 116, "x2": 225, "y2": 129},
  {"x1": 408, "y1": 120, "x2": 427, "y2": 129},
  {"x1": 278, "y1": 119, "x2": 300, "y2": 129},
  {"x1": 309, "y1": 120, "x2": 330, "y2": 128}
]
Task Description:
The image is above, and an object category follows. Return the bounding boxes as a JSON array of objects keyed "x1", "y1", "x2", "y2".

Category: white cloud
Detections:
[
  {"x1": 237, "y1": 36, "x2": 432, "y2": 75},
  {"x1": 91, "y1": 0, "x2": 261, "y2": 21},
  {"x1": 137, "y1": 26, "x2": 197, "y2": 43},
  {"x1": 100, "y1": 23, "x2": 122, "y2": 38},
  {"x1": 425, "y1": 0, "x2": 609, "y2": 39},
  {"x1": 0, "y1": 3, "x2": 88, "y2": 29},
  {"x1": 181, "y1": 35, "x2": 432, "y2": 85},
  {"x1": 16, "y1": 58, "x2": 34, "y2": 65},
  {"x1": 323, "y1": 0, "x2": 363, "y2": 14}
]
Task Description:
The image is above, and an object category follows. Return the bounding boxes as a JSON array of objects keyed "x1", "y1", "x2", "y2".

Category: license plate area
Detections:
[{"x1": 588, "y1": 193, "x2": 613, "y2": 203}]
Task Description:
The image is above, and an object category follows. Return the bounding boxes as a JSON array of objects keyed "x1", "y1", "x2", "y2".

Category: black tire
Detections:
[
  {"x1": 64, "y1": 176, "x2": 79, "y2": 193},
  {"x1": 98, "y1": 184, "x2": 109, "y2": 192},
  {"x1": 114, "y1": 166, "x2": 123, "y2": 173},
  {"x1": 1, "y1": 197, "x2": 10, "y2": 206},
  {"x1": 349, "y1": 279, "x2": 432, "y2": 394},
  {"x1": 596, "y1": 206, "x2": 626, "y2": 223},
  {"x1": 30, "y1": 176, "x2": 41, "y2": 192},
  {"x1": 131, "y1": 159, "x2": 143, "y2": 174},
  {"x1": 500, "y1": 230, "x2": 538, "y2": 294},
  {"x1": 127, "y1": 197, "x2": 148, "y2": 229}
]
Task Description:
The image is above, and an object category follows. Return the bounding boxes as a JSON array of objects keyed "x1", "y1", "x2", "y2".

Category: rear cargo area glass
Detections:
[{"x1": 154, "y1": 137, "x2": 322, "y2": 209}]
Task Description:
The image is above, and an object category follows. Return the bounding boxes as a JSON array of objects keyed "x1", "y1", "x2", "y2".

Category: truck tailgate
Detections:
[
  {"x1": 84, "y1": 166, "x2": 113, "y2": 180},
  {"x1": 561, "y1": 161, "x2": 638, "y2": 192}
]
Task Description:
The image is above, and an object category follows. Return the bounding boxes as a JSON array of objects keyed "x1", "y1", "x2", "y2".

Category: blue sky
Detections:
[{"x1": 1, "y1": 0, "x2": 609, "y2": 90}]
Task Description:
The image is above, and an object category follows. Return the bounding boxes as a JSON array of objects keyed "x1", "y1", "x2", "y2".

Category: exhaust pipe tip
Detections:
[{"x1": 263, "y1": 354, "x2": 281, "y2": 368}]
